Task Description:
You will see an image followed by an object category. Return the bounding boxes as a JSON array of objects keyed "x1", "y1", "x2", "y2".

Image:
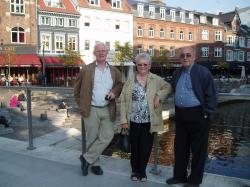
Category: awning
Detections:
[
  {"x1": 41, "y1": 56, "x2": 84, "y2": 67},
  {"x1": 0, "y1": 54, "x2": 41, "y2": 67}
]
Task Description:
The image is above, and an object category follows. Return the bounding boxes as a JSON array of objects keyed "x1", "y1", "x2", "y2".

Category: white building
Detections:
[{"x1": 77, "y1": 0, "x2": 134, "y2": 64}]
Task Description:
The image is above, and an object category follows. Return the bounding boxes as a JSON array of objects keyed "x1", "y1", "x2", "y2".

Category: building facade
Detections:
[
  {"x1": 77, "y1": 0, "x2": 134, "y2": 64},
  {"x1": 37, "y1": 0, "x2": 82, "y2": 85},
  {"x1": 130, "y1": 0, "x2": 225, "y2": 66},
  {"x1": 0, "y1": 0, "x2": 39, "y2": 84}
]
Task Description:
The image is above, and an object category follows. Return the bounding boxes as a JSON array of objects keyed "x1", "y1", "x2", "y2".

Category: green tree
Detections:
[
  {"x1": 113, "y1": 41, "x2": 133, "y2": 65},
  {"x1": 59, "y1": 48, "x2": 81, "y2": 87},
  {"x1": 152, "y1": 49, "x2": 172, "y2": 76},
  {"x1": 113, "y1": 41, "x2": 133, "y2": 82}
]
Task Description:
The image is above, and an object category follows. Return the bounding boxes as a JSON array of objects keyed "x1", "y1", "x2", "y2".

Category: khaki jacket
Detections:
[
  {"x1": 120, "y1": 73, "x2": 172, "y2": 133},
  {"x1": 74, "y1": 62, "x2": 122, "y2": 122}
]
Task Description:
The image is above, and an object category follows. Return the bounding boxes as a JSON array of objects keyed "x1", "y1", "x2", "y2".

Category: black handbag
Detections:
[{"x1": 118, "y1": 128, "x2": 130, "y2": 153}]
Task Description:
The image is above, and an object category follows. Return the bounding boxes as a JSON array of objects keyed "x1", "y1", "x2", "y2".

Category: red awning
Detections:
[
  {"x1": 42, "y1": 56, "x2": 84, "y2": 67},
  {"x1": 0, "y1": 54, "x2": 41, "y2": 67}
]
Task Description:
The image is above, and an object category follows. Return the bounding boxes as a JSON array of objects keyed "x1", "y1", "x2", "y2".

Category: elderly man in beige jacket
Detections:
[{"x1": 74, "y1": 42, "x2": 122, "y2": 176}]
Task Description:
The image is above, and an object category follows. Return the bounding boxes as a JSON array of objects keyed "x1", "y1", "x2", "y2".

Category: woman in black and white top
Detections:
[{"x1": 120, "y1": 53, "x2": 172, "y2": 182}]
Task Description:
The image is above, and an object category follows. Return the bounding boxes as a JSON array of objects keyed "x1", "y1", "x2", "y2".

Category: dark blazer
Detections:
[{"x1": 171, "y1": 63, "x2": 217, "y2": 119}]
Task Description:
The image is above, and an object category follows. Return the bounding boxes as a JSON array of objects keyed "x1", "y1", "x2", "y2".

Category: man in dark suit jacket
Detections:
[{"x1": 166, "y1": 46, "x2": 217, "y2": 187}]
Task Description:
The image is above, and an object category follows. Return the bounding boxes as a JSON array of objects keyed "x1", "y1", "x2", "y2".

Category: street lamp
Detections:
[{"x1": 41, "y1": 43, "x2": 46, "y2": 86}]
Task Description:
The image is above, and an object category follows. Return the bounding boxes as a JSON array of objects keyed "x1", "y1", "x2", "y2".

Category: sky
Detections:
[{"x1": 166, "y1": 0, "x2": 250, "y2": 14}]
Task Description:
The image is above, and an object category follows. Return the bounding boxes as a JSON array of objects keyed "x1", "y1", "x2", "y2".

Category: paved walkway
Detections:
[{"x1": 0, "y1": 129, "x2": 249, "y2": 187}]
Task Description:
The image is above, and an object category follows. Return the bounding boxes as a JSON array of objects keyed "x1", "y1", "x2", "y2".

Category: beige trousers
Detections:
[{"x1": 83, "y1": 106, "x2": 114, "y2": 166}]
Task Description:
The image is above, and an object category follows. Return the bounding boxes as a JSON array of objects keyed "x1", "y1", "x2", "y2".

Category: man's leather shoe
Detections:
[
  {"x1": 166, "y1": 177, "x2": 187, "y2": 184},
  {"x1": 91, "y1": 166, "x2": 103, "y2": 175},
  {"x1": 183, "y1": 183, "x2": 199, "y2": 187},
  {"x1": 79, "y1": 155, "x2": 89, "y2": 176}
]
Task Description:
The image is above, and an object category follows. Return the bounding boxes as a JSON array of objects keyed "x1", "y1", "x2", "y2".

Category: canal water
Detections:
[{"x1": 104, "y1": 100, "x2": 250, "y2": 180}]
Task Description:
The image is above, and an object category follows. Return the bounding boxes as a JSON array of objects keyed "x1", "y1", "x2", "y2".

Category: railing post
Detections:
[
  {"x1": 26, "y1": 85, "x2": 36, "y2": 150},
  {"x1": 150, "y1": 132, "x2": 161, "y2": 175},
  {"x1": 81, "y1": 117, "x2": 86, "y2": 154}
]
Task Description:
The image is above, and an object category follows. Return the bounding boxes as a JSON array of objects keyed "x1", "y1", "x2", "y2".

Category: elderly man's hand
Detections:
[{"x1": 106, "y1": 91, "x2": 115, "y2": 100}]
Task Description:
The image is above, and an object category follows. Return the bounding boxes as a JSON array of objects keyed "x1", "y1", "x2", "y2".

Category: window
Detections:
[
  {"x1": 112, "y1": 0, "x2": 121, "y2": 8},
  {"x1": 238, "y1": 51, "x2": 244, "y2": 61},
  {"x1": 94, "y1": 17, "x2": 100, "y2": 29},
  {"x1": 149, "y1": 6, "x2": 155, "y2": 19},
  {"x1": 226, "y1": 35, "x2": 235, "y2": 46},
  {"x1": 137, "y1": 4, "x2": 144, "y2": 17},
  {"x1": 105, "y1": 41, "x2": 110, "y2": 50},
  {"x1": 68, "y1": 36, "x2": 77, "y2": 51},
  {"x1": 69, "y1": 19, "x2": 77, "y2": 27},
  {"x1": 170, "y1": 30, "x2": 175, "y2": 40},
  {"x1": 213, "y1": 18, "x2": 219, "y2": 26},
  {"x1": 179, "y1": 31, "x2": 184, "y2": 40},
  {"x1": 149, "y1": 27, "x2": 154, "y2": 38},
  {"x1": 41, "y1": 16, "x2": 51, "y2": 25},
  {"x1": 201, "y1": 47, "x2": 209, "y2": 57},
  {"x1": 239, "y1": 37, "x2": 245, "y2": 47},
  {"x1": 202, "y1": 30, "x2": 209, "y2": 40},
  {"x1": 160, "y1": 29, "x2": 165, "y2": 39},
  {"x1": 105, "y1": 19, "x2": 110, "y2": 30},
  {"x1": 11, "y1": 27, "x2": 25, "y2": 43},
  {"x1": 215, "y1": 31, "x2": 222, "y2": 41},
  {"x1": 124, "y1": 21, "x2": 129, "y2": 32},
  {"x1": 247, "y1": 52, "x2": 250, "y2": 61},
  {"x1": 169, "y1": 46, "x2": 175, "y2": 57},
  {"x1": 56, "y1": 18, "x2": 64, "y2": 26},
  {"x1": 160, "y1": 46, "x2": 164, "y2": 56},
  {"x1": 137, "y1": 44, "x2": 143, "y2": 54},
  {"x1": 188, "y1": 32, "x2": 193, "y2": 41},
  {"x1": 55, "y1": 35, "x2": 64, "y2": 52},
  {"x1": 200, "y1": 15, "x2": 207, "y2": 24},
  {"x1": 226, "y1": 50, "x2": 233, "y2": 61},
  {"x1": 148, "y1": 46, "x2": 154, "y2": 56},
  {"x1": 180, "y1": 12, "x2": 185, "y2": 23},
  {"x1": 45, "y1": 0, "x2": 63, "y2": 8},
  {"x1": 10, "y1": 0, "x2": 24, "y2": 14},
  {"x1": 170, "y1": 10, "x2": 175, "y2": 21},
  {"x1": 247, "y1": 38, "x2": 250, "y2": 48},
  {"x1": 214, "y1": 47, "x2": 222, "y2": 57},
  {"x1": 137, "y1": 26, "x2": 143, "y2": 37},
  {"x1": 115, "y1": 20, "x2": 120, "y2": 30},
  {"x1": 84, "y1": 40, "x2": 90, "y2": 50},
  {"x1": 189, "y1": 12, "x2": 194, "y2": 24},
  {"x1": 89, "y1": 0, "x2": 99, "y2": 5},
  {"x1": 160, "y1": 8, "x2": 165, "y2": 20},
  {"x1": 84, "y1": 17, "x2": 90, "y2": 27},
  {"x1": 41, "y1": 33, "x2": 51, "y2": 51}
]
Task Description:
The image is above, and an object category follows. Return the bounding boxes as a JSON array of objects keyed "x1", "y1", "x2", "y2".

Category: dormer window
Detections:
[
  {"x1": 212, "y1": 18, "x2": 219, "y2": 26},
  {"x1": 170, "y1": 10, "x2": 175, "y2": 21},
  {"x1": 149, "y1": 6, "x2": 155, "y2": 19},
  {"x1": 89, "y1": 0, "x2": 99, "y2": 6},
  {"x1": 180, "y1": 11, "x2": 185, "y2": 23},
  {"x1": 137, "y1": 4, "x2": 144, "y2": 17},
  {"x1": 44, "y1": 0, "x2": 64, "y2": 8},
  {"x1": 200, "y1": 15, "x2": 207, "y2": 24},
  {"x1": 160, "y1": 8, "x2": 165, "y2": 20},
  {"x1": 112, "y1": 0, "x2": 121, "y2": 9},
  {"x1": 189, "y1": 12, "x2": 194, "y2": 24}
]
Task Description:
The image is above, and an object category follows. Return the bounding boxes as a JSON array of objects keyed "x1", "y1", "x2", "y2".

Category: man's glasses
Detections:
[
  {"x1": 137, "y1": 63, "x2": 148, "y2": 67},
  {"x1": 95, "y1": 50, "x2": 107, "y2": 53},
  {"x1": 180, "y1": 53, "x2": 192, "y2": 58}
]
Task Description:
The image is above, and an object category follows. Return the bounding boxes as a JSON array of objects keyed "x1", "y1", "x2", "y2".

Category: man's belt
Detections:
[{"x1": 91, "y1": 105, "x2": 108, "y2": 108}]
